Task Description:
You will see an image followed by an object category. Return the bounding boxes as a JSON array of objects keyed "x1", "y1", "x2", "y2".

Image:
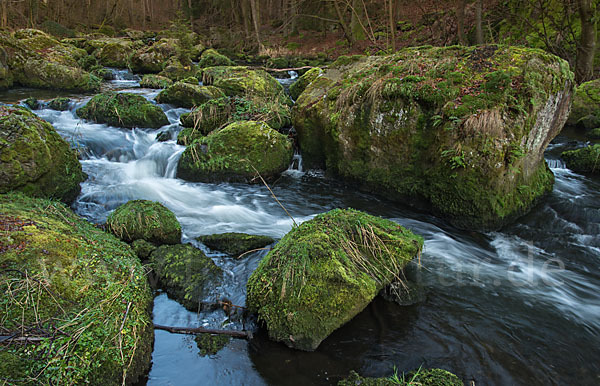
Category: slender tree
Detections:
[
  {"x1": 475, "y1": 0, "x2": 483, "y2": 44},
  {"x1": 575, "y1": 0, "x2": 597, "y2": 83}
]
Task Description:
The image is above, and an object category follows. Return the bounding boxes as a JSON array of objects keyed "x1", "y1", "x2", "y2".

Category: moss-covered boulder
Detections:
[
  {"x1": 0, "y1": 106, "x2": 85, "y2": 204},
  {"x1": 198, "y1": 48, "x2": 235, "y2": 68},
  {"x1": 48, "y1": 97, "x2": 71, "y2": 111},
  {"x1": 140, "y1": 74, "x2": 174, "y2": 89},
  {"x1": 197, "y1": 232, "x2": 274, "y2": 257},
  {"x1": 246, "y1": 208, "x2": 423, "y2": 351},
  {"x1": 289, "y1": 67, "x2": 323, "y2": 100},
  {"x1": 2, "y1": 29, "x2": 101, "y2": 92},
  {"x1": 106, "y1": 199, "x2": 182, "y2": 245},
  {"x1": 567, "y1": 79, "x2": 600, "y2": 128},
  {"x1": 20, "y1": 58, "x2": 102, "y2": 92},
  {"x1": 150, "y1": 244, "x2": 222, "y2": 311},
  {"x1": 130, "y1": 38, "x2": 179, "y2": 73},
  {"x1": 180, "y1": 95, "x2": 291, "y2": 135},
  {"x1": 339, "y1": 369, "x2": 463, "y2": 386},
  {"x1": 77, "y1": 92, "x2": 169, "y2": 128},
  {"x1": 177, "y1": 120, "x2": 293, "y2": 183},
  {"x1": 0, "y1": 193, "x2": 153, "y2": 385},
  {"x1": 155, "y1": 81, "x2": 225, "y2": 108},
  {"x1": 93, "y1": 38, "x2": 138, "y2": 68},
  {"x1": 200, "y1": 66, "x2": 289, "y2": 104},
  {"x1": 561, "y1": 144, "x2": 600, "y2": 174},
  {"x1": 158, "y1": 57, "x2": 197, "y2": 81},
  {"x1": 293, "y1": 45, "x2": 574, "y2": 230}
]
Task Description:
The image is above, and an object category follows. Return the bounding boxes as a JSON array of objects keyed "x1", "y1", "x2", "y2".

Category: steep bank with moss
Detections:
[
  {"x1": 0, "y1": 105, "x2": 85, "y2": 204},
  {"x1": 247, "y1": 209, "x2": 423, "y2": 351},
  {"x1": 0, "y1": 193, "x2": 153, "y2": 385},
  {"x1": 293, "y1": 46, "x2": 573, "y2": 230}
]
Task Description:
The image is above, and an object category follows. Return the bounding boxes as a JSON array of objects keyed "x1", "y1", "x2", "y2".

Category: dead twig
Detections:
[{"x1": 153, "y1": 324, "x2": 252, "y2": 339}]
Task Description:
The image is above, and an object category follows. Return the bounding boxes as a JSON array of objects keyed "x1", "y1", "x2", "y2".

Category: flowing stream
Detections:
[{"x1": 3, "y1": 70, "x2": 599, "y2": 385}]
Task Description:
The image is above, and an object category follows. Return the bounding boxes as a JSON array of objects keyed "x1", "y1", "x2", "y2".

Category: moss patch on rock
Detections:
[
  {"x1": 339, "y1": 369, "x2": 463, "y2": 386},
  {"x1": 289, "y1": 67, "x2": 323, "y2": 100},
  {"x1": 195, "y1": 334, "x2": 231, "y2": 356},
  {"x1": 48, "y1": 97, "x2": 71, "y2": 111},
  {"x1": 94, "y1": 38, "x2": 136, "y2": 68},
  {"x1": 155, "y1": 81, "x2": 225, "y2": 108},
  {"x1": 77, "y1": 92, "x2": 169, "y2": 128},
  {"x1": 246, "y1": 208, "x2": 423, "y2": 351},
  {"x1": 200, "y1": 66, "x2": 289, "y2": 105},
  {"x1": 179, "y1": 95, "x2": 291, "y2": 139},
  {"x1": 292, "y1": 45, "x2": 573, "y2": 230},
  {"x1": 196, "y1": 232, "x2": 274, "y2": 257},
  {"x1": 561, "y1": 144, "x2": 600, "y2": 174},
  {"x1": 2, "y1": 29, "x2": 100, "y2": 92},
  {"x1": 176, "y1": 120, "x2": 293, "y2": 183},
  {"x1": 106, "y1": 199, "x2": 182, "y2": 245},
  {"x1": 150, "y1": 244, "x2": 222, "y2": 311},
  {"x1": 567, "y1": 78, "x2": 600, "y2": 128},
  {"x1": 0, "y1": 193, "x2": 153, "y2": 385},
  {"x1": 0, "y1": 105, "x2": 85, "y2": 204},
  {"x1": 198, "y1": 48, "x2": 234, "y2": 68},
  {"x1": 140, "y1": 74, "x2": 174, "y2": 89},
  {"x1": 130, "y1": 38, "x2": 179, "y2": 73}
]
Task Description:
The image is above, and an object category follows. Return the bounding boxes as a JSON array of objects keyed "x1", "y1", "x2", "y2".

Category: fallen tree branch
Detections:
[
  {"x1": 255, "y1": 65, "x2": 316, "y2": 72},
  {"x1": 0, "y1": 335, "x2": 46, "y2": 344},
  {"x1": 153, "y1": 324, "x2": 252, "y2": 339}
]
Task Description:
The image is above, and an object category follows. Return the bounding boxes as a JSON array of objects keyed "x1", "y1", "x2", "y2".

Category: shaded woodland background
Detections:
[{"x1": 0, "y1": 0, "x2": 597, "y2": 82}]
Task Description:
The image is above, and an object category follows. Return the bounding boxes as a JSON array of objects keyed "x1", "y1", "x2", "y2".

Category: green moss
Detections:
[
  {"x1": 561, "y1": 144, "x2": 600, "y2": 174},
  {"x1": 77, "y1": 91, "x2": 169, "y2": 128},
  {"x1": 195, "y1": 334, "x2": 231, "y2": 356},
  {"x1": 176, "y1": 120, "x2": 293, "y2": 183},
  {"x1": 155, "y1": 81, "x2": 226, "y2": 108},
  {"x1": 246, "y1": 208, "x2": 423, "y2": 351},
  {"x1": 150, "y1": 244, "x2": 222, "y2": 311},
  {"x1": 106, "y1": 199, "x2": 182, "y2": 245},
  {"x1": 17, "y1": 59, "x2": 101, "y2": 92},
  {"x1": 568, "y1": 79, "x2": 600, "y2": 126},
  {"x1": 140, "y1": 74, "x2": 174, "y2": 89},
  {"x1": 0, "y1": 192, "x2": 153, "y2": 385},
  {"x1": 289, "y1": 67, "x2": 323, "y2": 100},
  {"x1": 339, "y1": 368, "x2": 463, "y2": 386},
  {"x1": 198, "y1": 48, "x2": 234, "y2": 68},
  {"x1": 40, "y1": 20, "x2": 76, "y2": 38},
  {"x1": 158, "y1": 57, "x2": 197, "y2": 81},
  {"x1": 95, "y1": 40, "x2": 134, "y2": 68},
  {"x1": 292, "y1": 45, "x2": 573, "y2": 230},
  {"x1": 200, "y1": 66, "x2": 289, "y2": 105},
  {"x1": 180, "y1": 95, "x2": 291, "y2": 137},
  {"x1": 130, "y1": 38, "x2": 179, "y2": 73},
  {"x1": 48, "y1": 97, "x2": 71, "y2": 111},
  {"x1": 196, "y1": 232, "x2": 274, "y2": 257},
  {"x1": 587, "y1": 128, "x2": 600, "y2": 139},
  {"x1": 0, "y1": 105, "x2": 85, "y2": 204},
  {"x1": 131, "y1": 239, "x2": 158, "y2": 259}
]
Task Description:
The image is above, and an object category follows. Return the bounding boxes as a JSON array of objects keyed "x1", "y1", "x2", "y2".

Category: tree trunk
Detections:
[
  {"x1": 333, "y1": 0, "x2": 354, "y2": 45},
  {"x1": 350, "y1": 0, "x2": 366, "y2": 41},
  {"x1": 241, "y1": 0, "x2": 251, "y2": 39},
  {"x1": 1, "y1": 0, "x2": 7, "y2": 28},
  {"x1": 475, "y1": 0, "x2": 483, "y2": 44},
  {"x1": 388, "y1": 0, "x2": 395, "y2": 51},
  {"x1": 575, "y1": 0, "x2": 597, "y2": 83},
  {"x1": 250, "y1": 0, "x2": 263, "y2": 50},
  {"x1": 457, "y1": 0, "x2": 467, "y2": 45}
]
